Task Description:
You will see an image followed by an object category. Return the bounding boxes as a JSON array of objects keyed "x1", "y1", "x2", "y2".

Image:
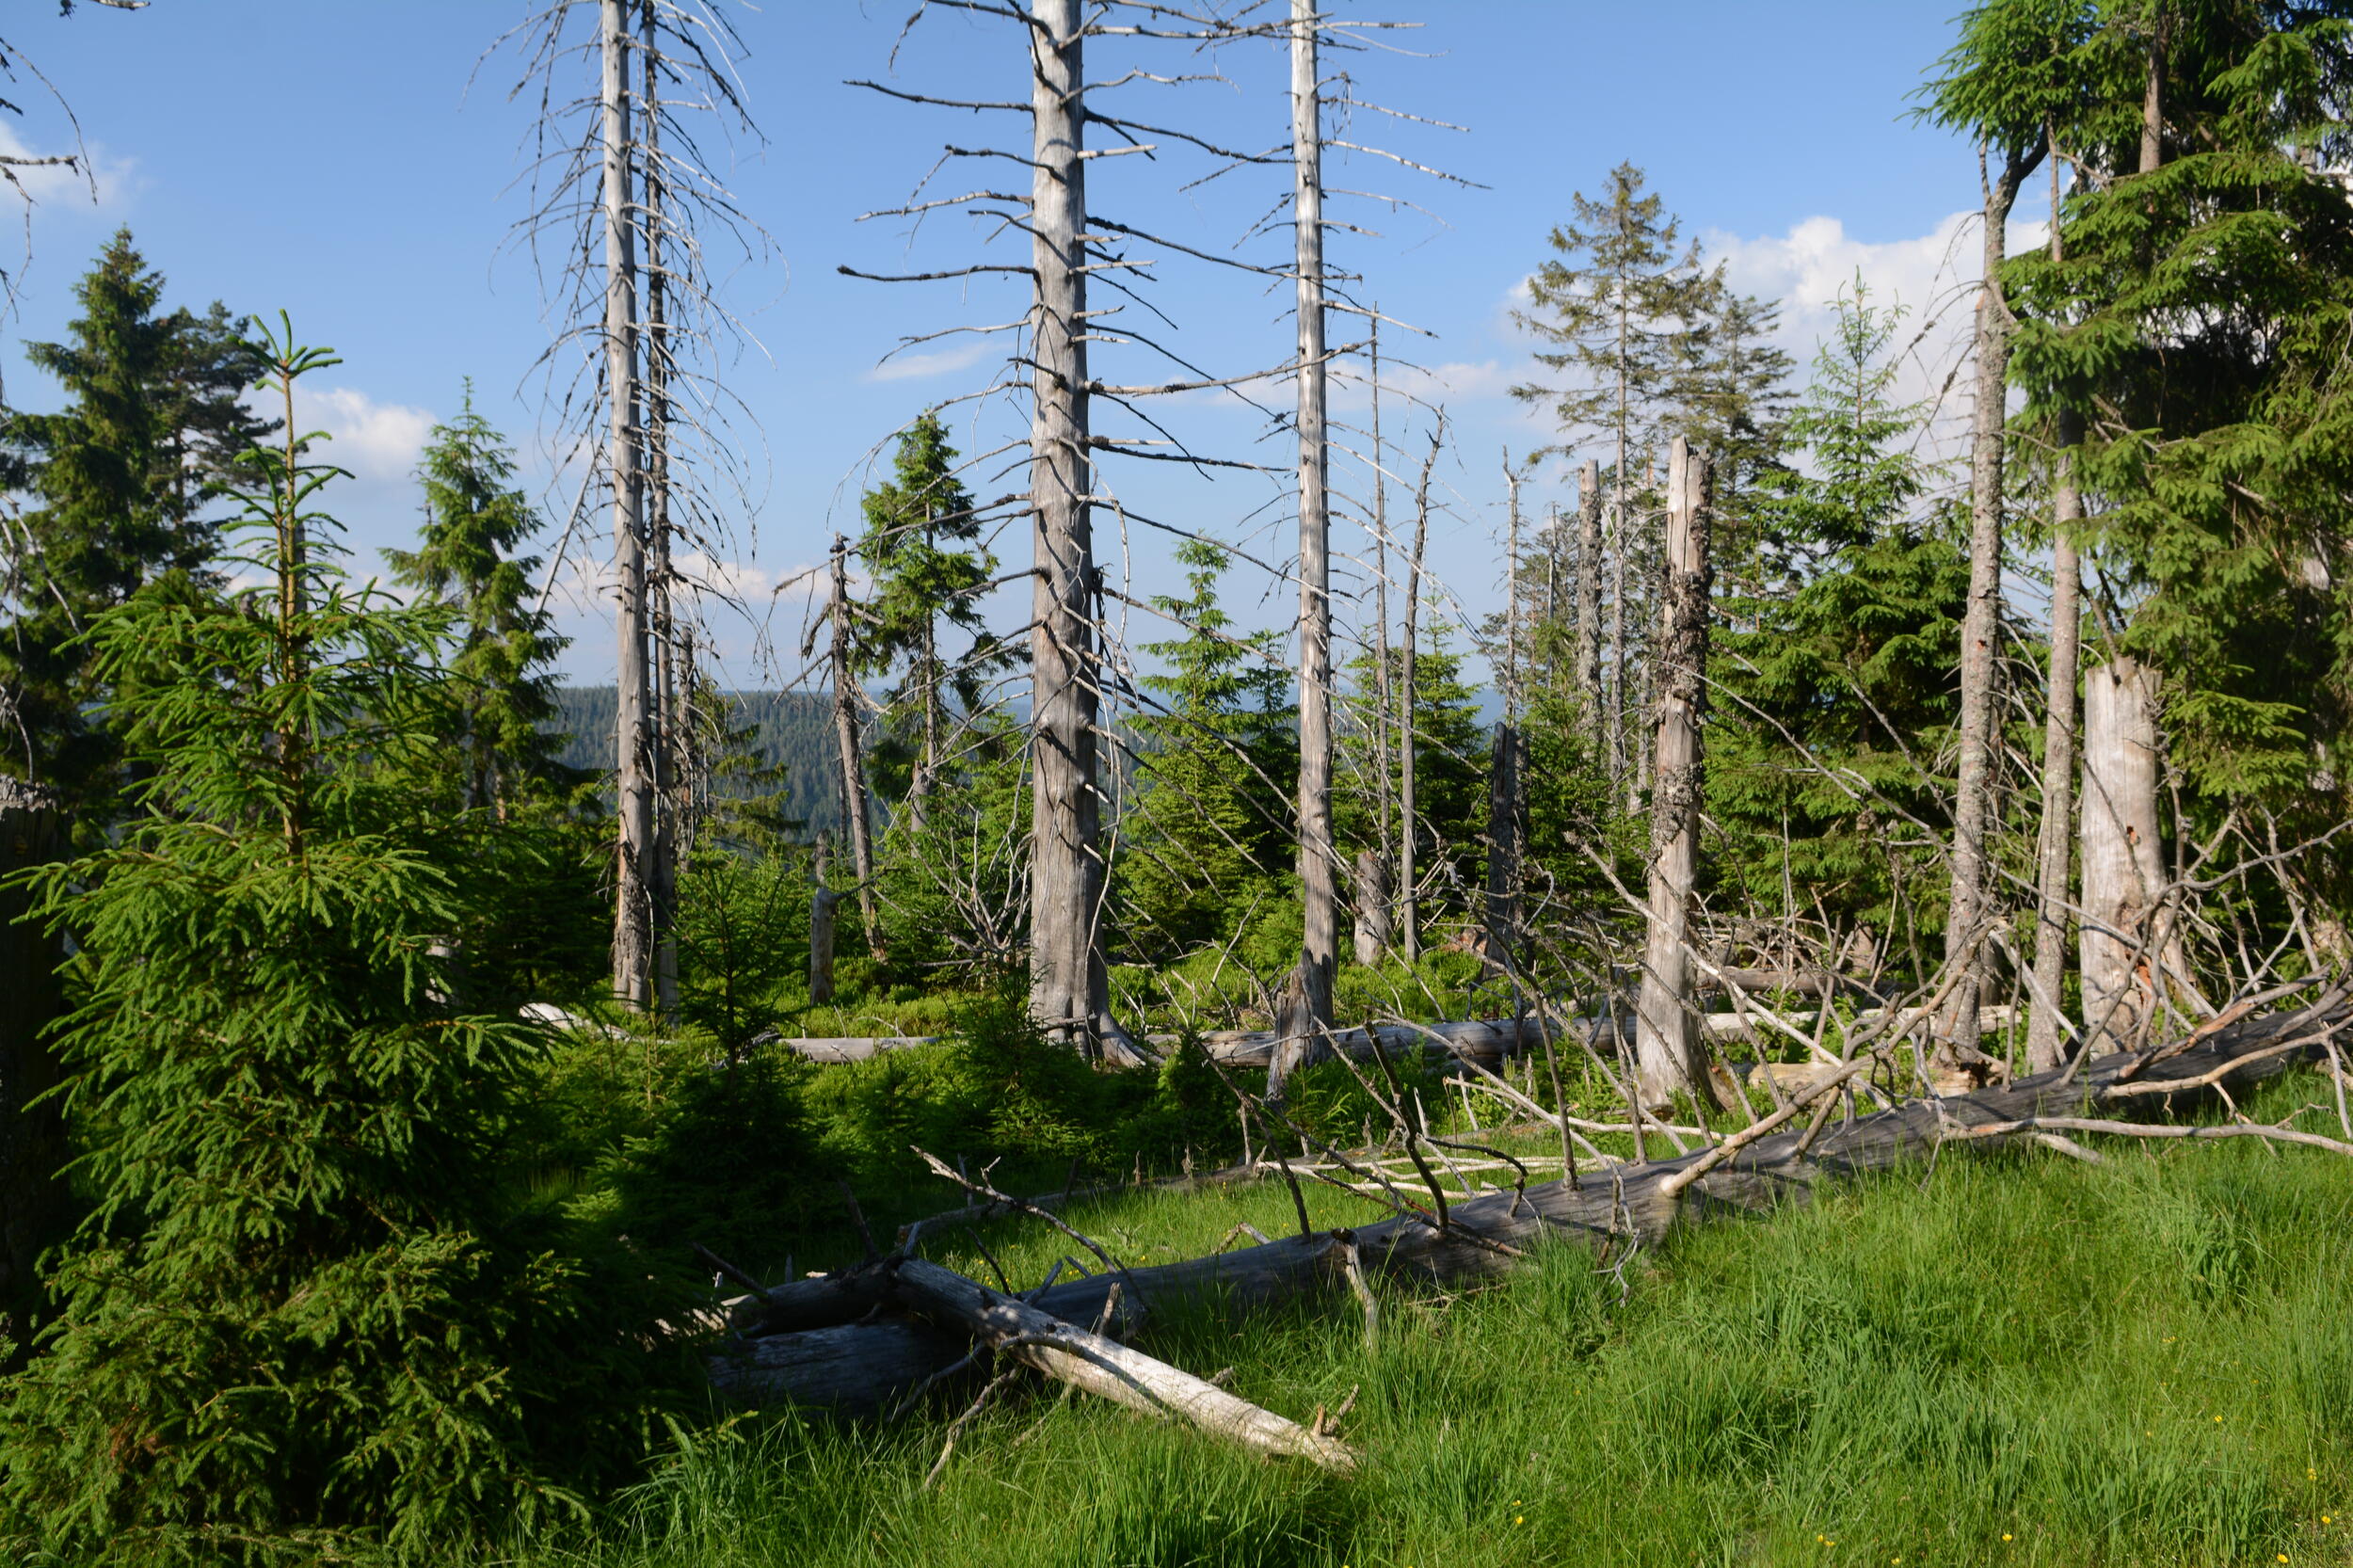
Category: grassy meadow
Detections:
[{"x1": 509, "y1": 1066, "x2": 2353, "y2": 1568}]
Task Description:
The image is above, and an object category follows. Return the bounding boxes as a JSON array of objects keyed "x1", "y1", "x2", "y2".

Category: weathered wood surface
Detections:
[
  {"x1": 714, "y1": 986, "x2": 2345, "y2": 1411},
  {"x1": 892, "y1": 1256, "x2": 1355, "y2": 1470}
]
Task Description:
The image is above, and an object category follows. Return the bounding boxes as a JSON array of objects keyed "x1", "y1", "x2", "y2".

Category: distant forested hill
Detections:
[{"x1": 552, "y1": 688, "x2": 840, "y2": 840}]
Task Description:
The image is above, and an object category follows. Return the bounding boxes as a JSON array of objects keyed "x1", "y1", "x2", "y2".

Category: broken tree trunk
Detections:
[
  {"x1": 1633, "y1": 439, "x2": 1721, "y2": 1110},
  {"x1": 719, "y1": 984, "x2": 2347, "y2": 1412},
  {"x1": 889, "y1": 1256, "x2": 1355, "y2": 1470}
]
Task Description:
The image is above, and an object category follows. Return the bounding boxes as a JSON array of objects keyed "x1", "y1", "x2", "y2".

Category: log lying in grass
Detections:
[
  {"x1": 712, "y1": 984, "x2": 2348, "y2": 1412},
  {"x1": 892, "y1": 1256, "x2": 1356, "y2": 1470},
  {"x1": 767, "y1": 1002, "x2": 2016, "y2": 1069}
]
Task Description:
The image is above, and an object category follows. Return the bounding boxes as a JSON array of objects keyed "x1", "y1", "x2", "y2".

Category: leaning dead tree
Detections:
[{"x1": 497, "y1": 0, "x2": 770, "y2": 1012}]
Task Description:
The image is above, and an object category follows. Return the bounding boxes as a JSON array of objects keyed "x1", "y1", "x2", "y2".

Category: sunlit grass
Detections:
[{"x1": 514, "y1": 1068, "x2": 2353, "y2": 1567}]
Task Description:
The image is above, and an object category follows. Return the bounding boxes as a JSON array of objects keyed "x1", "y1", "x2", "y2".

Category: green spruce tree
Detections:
[
  {"x1": 384, "y1": 384, "x2": 569, "y2": 819},
  {"x1": 0, "y1": 322, "x2": 646, "y2": 1560},
  {"x1": 0, "y1": 231, "x2": 265, "y2": 815}
]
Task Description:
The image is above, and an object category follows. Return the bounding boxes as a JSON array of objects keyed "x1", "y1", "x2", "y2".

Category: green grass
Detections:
[{"x1": 513, "y1": 1069, "x2": 2353, "y2": 1568}]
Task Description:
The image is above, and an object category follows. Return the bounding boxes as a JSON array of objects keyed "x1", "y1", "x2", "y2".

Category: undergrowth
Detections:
[{"x1": 511, "y1": 1066, "x2": 2353, "y2": 1568}]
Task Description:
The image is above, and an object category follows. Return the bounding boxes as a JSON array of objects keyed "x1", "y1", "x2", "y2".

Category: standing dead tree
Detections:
[
  {"x1": 1937, "y1": 135, "x2": 2045, "y2": 1064},
  {"x1": 1632, "y1": 438, "x2": 1723, "y2": 1109},
  {"x1": 495, "y1": 0, "x2": 771, "y2": 1013}
]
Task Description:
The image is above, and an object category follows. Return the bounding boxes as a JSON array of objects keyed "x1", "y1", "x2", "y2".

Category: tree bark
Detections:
[
  {"x1": 642, "y1": 1, "x2": 680, "y2": 1018},
  {"x1": 1481, "y1": 722, "x2": 1522, "y2": 968},
  {"x1": 1633, "y1": 439, "x2": 1721, "y2": 1110},
  {"x1": 602, "y1": 0, "x2": 656, "y2": 1010},
  {"x1": 887, "y1": 1256, "x2": 1355, "y2": 1470},
  {"x1": 830, "y1": 537, "x2": 886, "y2": 964},
  {"x1": 1273, "y1": 0, "x2": 1336, "y2": 1097},
  {"x1": 1025, "y1": 0, "x2": 1116, "y2": 1057},
  {"x1": 1399, "y1": 434, "x2": 1435, "y2": 966},
  {"x1": 1939, "y1": 149, "x2": 2037, "y2": 1063},
  {"x1": 2080, "y1": 656, "x2": 2165, "y2": 1049},
  {"x1": 1353, "y1": 847, "x2": 1391, "y2": 966},
  {"x1": 1369, "y1": 311, "x2": 1393, "y2": 944},
  {"x1": 1, "y1": 776, "x2": 69, "y2": 1364},
  {"x1": 2027, "y1": 416, "x2": 2085, "y2": 1071},
  {"x1": 1574, "y1": 457, "x2": 1603, "y2": 744},
  {"x1": 2075, "y1": 18, "x2": 2176, "y2": 1052}
]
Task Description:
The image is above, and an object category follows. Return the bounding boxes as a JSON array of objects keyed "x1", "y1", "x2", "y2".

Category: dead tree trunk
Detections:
[
  {"x1": 1574, "y1": 456, "x2": 1603, "y2": 744},
  {"x1": 1366, "y1": 310, "x2": 1394, "y2": 962},
  {"x1": 642, "y1": 1, "x2": 680, "y2": 1018},
  {"x1": 808, "y1": 837, "x2": 839, "y2": 1005},
  {"x1": 1399, "y1": 430, "x2": 1437, "y2": 966},
  {"x1": 0, "y1": 776, "x2": 68, "y2": 1364},
  {"x1": 1484, "y1": 448, "x2": 1525, "y2": 968},
  {"x1": 2080, "y1": 656, "x2": 2165, "y2": 1048},
  {"x1": 829, "y1": 537, "x2": 886, "y2": 965},
  {"x1": 1353, "y1": 848, "x2": 1392, "y2": 966},
  {"x1": 1939, "y1": 146, "x2": 2038, "y2": 1062},
  {"x1": 602, "y1": 0, "x2": 656, "y2": 1010},
  {"x1": 2077, "y1": 22, "x2": 2175, "y2": 1052},
  {"x1": 1024, "y1": 0, "x2": 1118, "y2": 1058},
  {"x1": 1633, "y1": 439, "x2": 1721, "y2": 1110},
  {"x1": 2029, "y1": 444, "x2": 2085, "y2": 1069},
  {"x1": 1481, "y1": 722, "x2": 1522, "y2": 968},
  {"x1": 1273, "y1": 0, "x2": 1336, "y2": 1096},
  {"x1": 889, "y1": 1256, "x2": 1355, "y2": 1471}
]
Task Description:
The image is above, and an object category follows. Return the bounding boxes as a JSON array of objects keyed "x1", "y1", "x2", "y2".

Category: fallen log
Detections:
[
  {"x1": 713, "y1": 983, "x2": 2348, "y2": 1411},
  {"x1": 889, "y1": 1256, "x2": 1356, "y2": 1471},
  {"x1": 767, "y1": 1002, "x2": 2016, "y2": 1070}
]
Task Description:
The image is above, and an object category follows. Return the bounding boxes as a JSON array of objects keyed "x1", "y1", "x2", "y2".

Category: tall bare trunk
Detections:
[
  {"x1": 1482, "y1": 449, "x2": 1523, "y2": 968},
  {"x1": 2078, "y1": 19, "x2": 2175, "y2": 1050},
  {"x1": 1362, "y1": 309, "x2": 1393, "y2": 964},
  {"x1": 1273, "y1": 0, "x2": 1336, "y2": 1096},
  {"x1": 642, "y1": 0, "x2": 679, "y2": 1017},
  {"x1": 0, "y1": 776, "x2": 68, "y2": 1365},
  {"x1": 1574, "y1": 457, "x2": 1603, "y2": 743},
  {"x1": 602, "y1": 0, "x2": 656, "y2": 1010},
  {"x1": 830, "y1": 538, "x2": 886, "y2": 964},
  {"x1": 2027, "y1": 159, "x2": 2082, "y2": 1073},
  {"x1": 1400, "y1": 434, "x2": 1435, "y2": 966},
  {"x1": 1633, "y1": 439, "x2": 1721, "y2": 1110},
  {"x1": 1939, "y1": 151, "x2": 2030, "y2": 1062},
  {"x1": 1025, "y1": 0, "x2": 1116, "y2": 1055}
]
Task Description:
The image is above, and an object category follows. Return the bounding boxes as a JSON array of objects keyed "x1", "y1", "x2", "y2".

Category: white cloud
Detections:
[
  {"x1": 1705, "y1": 210, "x2": 2052, "y2": 464},
  {"x1": 864, "y1": 339, "x2": 994, "y2": 382},
  {"x1": 296, "y1": 385, "x2": 436, "y2": 483}
]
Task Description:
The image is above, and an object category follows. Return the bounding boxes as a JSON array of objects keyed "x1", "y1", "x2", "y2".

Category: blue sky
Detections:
[{"x1": 1, "y1": 1, "x2": 1996, "y2": 689}]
